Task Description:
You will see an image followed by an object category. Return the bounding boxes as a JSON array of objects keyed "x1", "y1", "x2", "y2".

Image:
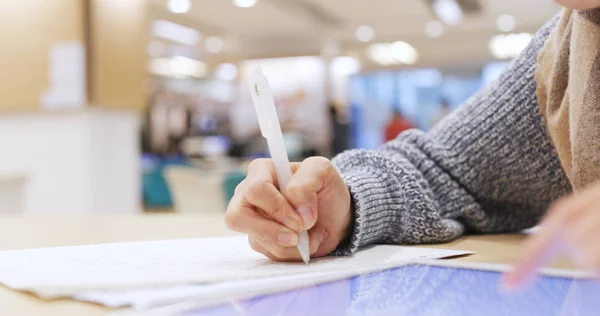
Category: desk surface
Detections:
[
  {"x1": 0, "y1": 214, "x2": 575, "y2": 316},
  {"x1": 189, "y1": 264, "x2": 598, "y2": 316}
]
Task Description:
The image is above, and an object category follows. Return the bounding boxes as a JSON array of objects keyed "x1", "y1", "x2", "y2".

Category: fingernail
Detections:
[
  {"x1": 297, "y1": 206, "x2": 313, "y2": 229},
  {"x1": 320, "y1": 230, "x2": 329, "y2": 243},
  {"x1": 278, "y1": 232, "x2": 298, "y2": 246},
  {"x1": 499, "y1": 271, "x2": 528, "y2": 294}
]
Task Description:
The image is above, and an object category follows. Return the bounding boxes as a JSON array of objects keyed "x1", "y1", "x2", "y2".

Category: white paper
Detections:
[
  {"x1": 76, "y1": 270, "x2": 349, "y2": 310},
  {"x1": 106, "y1": 270, "x2": 371, "y2": 316},
  {"x1": 78, "y1": 255, "x2": 483, "y2": 311},
  {"x1": 0, "y1": 236, "x2": 470, "y2": 302}
]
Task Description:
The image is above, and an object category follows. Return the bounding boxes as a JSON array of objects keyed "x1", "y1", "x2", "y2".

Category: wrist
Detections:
[{"x1": 337, "y1": 189, "x2": 355, "y2": 249}]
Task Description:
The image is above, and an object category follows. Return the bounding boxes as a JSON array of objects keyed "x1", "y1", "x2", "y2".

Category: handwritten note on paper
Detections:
[{"x1": 0, "y1": 236, "x2": 471, "y2": 300}]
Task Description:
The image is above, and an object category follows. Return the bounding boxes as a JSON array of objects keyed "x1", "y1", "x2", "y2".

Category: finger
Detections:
[
  {"x1": 245, "y1": 159, "x2": 302, "y2": 190},
  {"x1": 225, "y1": 190, "x2": 251, "y2": 230},
  {"x1": 248, "y1": 236, "x2": 279, "y2": 261},
  {"x1": 252, "y1": 228, "x2": 329, "y2": 261},
  {"x1": 508, "y1": 187, "x2": 600, "y2": 283},
  {"x1": 226, "y1": 206, "x2": 299, "y2": 248},
  {"x1": 505, "y1": 184, "x2": 600, "y2": 279},
  {"x1": 565, "y1": 207, "x2": 600, "y2": 273},
  {"x1": 253, "y1": 237, "x2": 302, "y2": 262},
  {"x1": 233, "y1": 179, "x2": 247, "y2": 196},
  {"x1": 502, "y1": 200, "x2": 570, "y2": 290},
  {"x1": 284, "y1": 157, "x2": 335, "y2": 229},
  {"x1": 542, "y1": 183, "x2": 600, "y2": 223},
  {"x1": 503, "y1": 185, "x2": 600, "y2": 290},
  {"x1": 244, "y1": 159, "x2": 304, "y2": 231},
  {"x1": 245, "y1": 181, "x2": 303, "y2": 232},
  {"x1": 308, "y1": 227, "x2": 329, "y2": 256},
  {"x1": 246, "y1": 159, "x2": 277, "y2": 185},
  {"x1": 575, "y1": 238, "x2": 600, "y2": 277}
]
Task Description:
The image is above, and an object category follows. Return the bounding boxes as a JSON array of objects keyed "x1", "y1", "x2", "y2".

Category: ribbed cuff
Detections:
[{"x1": 332, "y1": 168, "x2": 403, "y2": 256}]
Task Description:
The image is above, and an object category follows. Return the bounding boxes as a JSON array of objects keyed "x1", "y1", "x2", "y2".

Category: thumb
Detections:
[{"x1": 283, "y1": 157, "x2": 335, "y2": 230}]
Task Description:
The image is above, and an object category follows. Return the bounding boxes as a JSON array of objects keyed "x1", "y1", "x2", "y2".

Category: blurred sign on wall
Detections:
[{"x1": 40, "y1": 42, "x2": 86, "y2": 110}]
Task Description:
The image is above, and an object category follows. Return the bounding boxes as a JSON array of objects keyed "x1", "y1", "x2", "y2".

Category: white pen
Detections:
[{"x1": 247, "y1": 66, "x2": 310, "y2": 264}]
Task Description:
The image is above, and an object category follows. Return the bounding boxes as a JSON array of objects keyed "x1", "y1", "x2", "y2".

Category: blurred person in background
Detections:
[
  {"x1": 384, "y1": 109, "x2": 414, "y2": 142},
  {"x1": 225, "y1": 0, "x2": 600, "y2": 292},
  {"x1": 329, "y1": 104, "x2": 349, "y2": 157},
  {"x1": 166, "y1": 95, "x2": 194, "y2": 156},
  {"x1": 141, "y1": 105, "x2": 153, "y2": 155},
  {"x1": 148, "y1": 89, "x2": 172, "y2": 154}
]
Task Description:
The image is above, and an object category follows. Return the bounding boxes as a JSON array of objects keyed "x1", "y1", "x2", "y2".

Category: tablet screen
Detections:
[{"x1": 183, "y1": 264, "x2": 600, "y2": 316}]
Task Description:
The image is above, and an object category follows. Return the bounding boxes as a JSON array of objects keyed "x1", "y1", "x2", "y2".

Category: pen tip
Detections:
[{"x1": 300, "y1": 252, "x2": 310, "y2": 265}]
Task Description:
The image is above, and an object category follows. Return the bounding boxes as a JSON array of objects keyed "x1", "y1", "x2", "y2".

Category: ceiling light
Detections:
[
  {"x1": 390, "y1": 41, "x2": 419, "y2": 65},
  {"x1": 148, "y1": 58, "x2": 177, "y2": 78},
  {"x1": 368, "y1": 43, "x2": 393, "y2": 66},
  {"x1": 330, "y1": 56, "x2": 361, "y2": 76},
  {"x1": 355, "y1": 25, "x2": 375, "y2": 42},
  {"x1": 432, "y1": 0, "x2": 463, "y2": 26},
  {"x1": 497, "y1": 14, "x2": 517, "y2": 32},
  {"x1": 425, "y1": 20, "x2": 444, "y2": 38},
  {"x1": 368, "y1": 42, "x2": 419, "y2": 66},
  {"x1": 489, "y1": 33, "x2": 532, "y2": 59},
  {"x1": 168, "y1": 0, "x2": 191, "y2": 14},
  {"x1": 215, "y1": 63, "x2": 239, "y2": 81},
  {"x1": 234, "y1": 0, "x2": 257, "y2": 8},
  {"x1": 172, "y1": 56, "x2": 207, "y2": 78},
  {"x1": 148, "y1": 57, "x2": 207, "y2": 78},
  {"x1": 205, "y1": 36, "x2": 224, "y2": 54},
  {"x1": 151, "y1": 20, "x2": 200, "y2": 46},
  {"x1": 147, "y1": 40, "x2": 167, "y2": 58}
]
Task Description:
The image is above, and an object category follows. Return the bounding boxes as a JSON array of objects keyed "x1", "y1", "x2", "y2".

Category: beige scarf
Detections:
[{"x1": 536, "y1": 8, "x2": 600, "y2": 191}]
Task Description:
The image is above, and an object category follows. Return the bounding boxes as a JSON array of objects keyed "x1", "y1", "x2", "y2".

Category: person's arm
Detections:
[{"x1": 332, "y1": 15, "x2": 572, "y2": 255}]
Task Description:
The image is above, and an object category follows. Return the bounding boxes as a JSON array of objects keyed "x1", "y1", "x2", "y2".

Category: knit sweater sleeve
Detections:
[{"x1": 331, "y1": 16, "x2": 571, "y2": 255}]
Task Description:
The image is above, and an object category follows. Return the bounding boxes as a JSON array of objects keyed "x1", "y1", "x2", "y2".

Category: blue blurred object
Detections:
[
  {"x1": 349, "y1": 67, "x2": 484, "y2": 149},
  {"x1": 141, "y1": 153, "x2": 161, "y2": 172},
  {"x1": 142, "y1": 154, "x2": 189, "y2": 209},
  {"x1": 163, "y1": 154, "x2": 188, "y2": 166}
]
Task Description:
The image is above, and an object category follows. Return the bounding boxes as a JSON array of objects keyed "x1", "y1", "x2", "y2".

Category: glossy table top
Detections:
[{"x1": 185, "y1": 264, "x2": 599, "y2": 316}]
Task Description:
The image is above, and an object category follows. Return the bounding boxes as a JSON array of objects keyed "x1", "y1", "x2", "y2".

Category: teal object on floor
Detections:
[
  {"x1": 223, "y1": 170, "x2": 247, "y2": 205},
  {"x1": 142, "y1": 155, "x2": 190, "y2": 208},
  {"x1": 142, "y1": 169, "x2": 173, "y2": 208}
]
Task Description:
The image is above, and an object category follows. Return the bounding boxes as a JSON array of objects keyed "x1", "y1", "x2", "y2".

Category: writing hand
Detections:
[{"x1": 225, "y1": 157, "x2": 352, "y2": 261}]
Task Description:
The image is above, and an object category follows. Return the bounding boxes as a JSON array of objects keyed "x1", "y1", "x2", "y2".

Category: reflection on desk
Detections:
[{"x1": 184, "y1": 265, "x2": 600, "y2": 316}]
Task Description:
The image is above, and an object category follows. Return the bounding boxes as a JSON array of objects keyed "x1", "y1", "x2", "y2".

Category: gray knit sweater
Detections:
[{"x1": 332, "y1": 16, "x2": 572, "y2": 255}]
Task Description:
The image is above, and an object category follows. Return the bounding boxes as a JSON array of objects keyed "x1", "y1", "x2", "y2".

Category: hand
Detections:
[
  {"x1": 225, "y1": 157, "x2": 352, "y2": 261},
  {"x1": 502, "y1": 181, "x2": 600, "y2": 290}
]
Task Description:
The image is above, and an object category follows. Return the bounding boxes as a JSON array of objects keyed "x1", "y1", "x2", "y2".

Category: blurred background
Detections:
[{"x1": 0, "y1": 0, "x2": 560, "y2": 215}]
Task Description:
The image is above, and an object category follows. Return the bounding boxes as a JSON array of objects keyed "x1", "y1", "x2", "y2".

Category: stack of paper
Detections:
[{"x1": 0, "y1": 236, "x2": 471, "y2": 311}]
